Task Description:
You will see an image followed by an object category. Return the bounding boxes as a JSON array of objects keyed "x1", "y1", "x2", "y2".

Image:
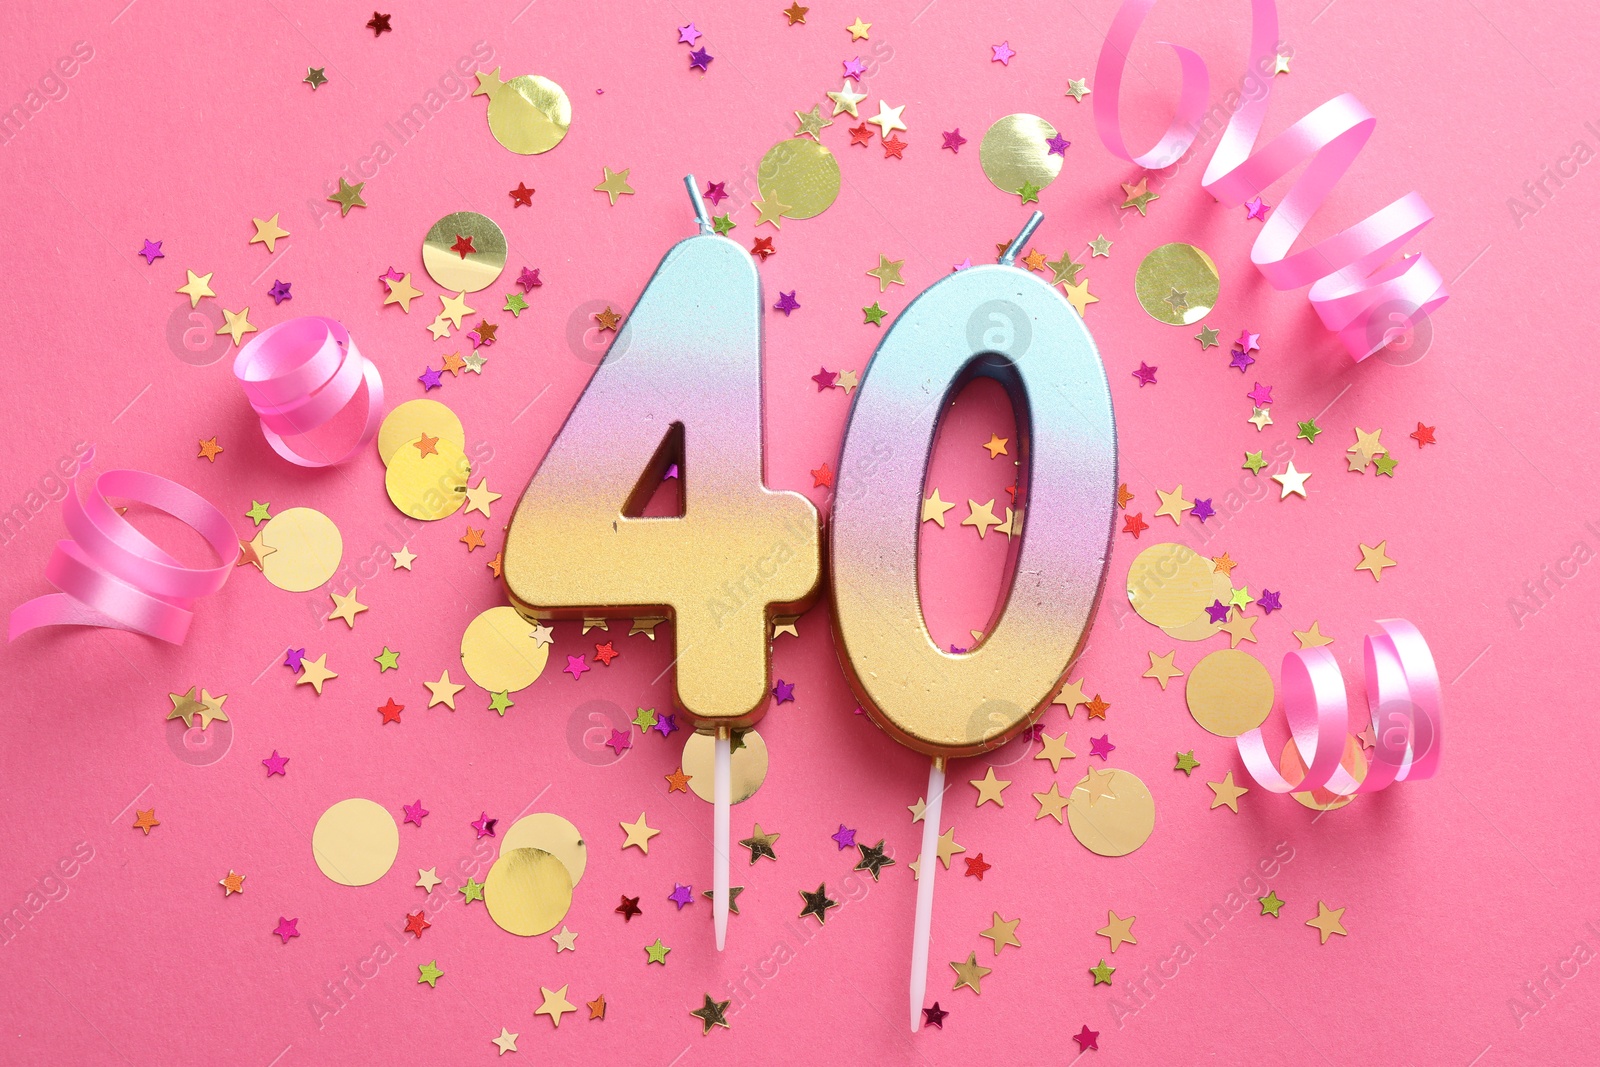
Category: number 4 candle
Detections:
[
  {"x1": 502, "y1": 177, "x2": 822, "y2": 951},
  {"x1": 829, "y1": 212, "x2": 1119, "y2": 1030}
]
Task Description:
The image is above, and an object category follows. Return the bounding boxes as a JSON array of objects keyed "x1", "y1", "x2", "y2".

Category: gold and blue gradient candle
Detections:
[
  {"x1": 828, "y1": 212, "x2": 1117, "y2": 1029},
  {"x1": 504, "y1": 178, "x2": 822, "y2": 949}
]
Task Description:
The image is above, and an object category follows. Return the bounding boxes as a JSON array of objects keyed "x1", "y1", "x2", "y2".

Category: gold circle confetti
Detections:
[
  {"x1": 480, "y1": 72, "x2": 571, "y2": 155},
  {"x1": 422, "y1": 211, "x2": 508, "y2": 293},
  {"x1": 483, "y1": 846, "x2": 574, "y2": 936},
  {"x1": 385, "y1": 435, "x2": 470, "y2": 520},
  {"x1": 979, "y1": 114, "x2": 1064, "y2": 195},
  {"x1": 377, "y1": 399, "x2": 465, "y2": 466},
  {"x1": 1134, "y1": 243, "x2": 1220, "y2": 325},
  {"x1": 1161, "y1": 570, "x2": 1233, "y2": 642},
  {"x1": 312, "y1": 798, "x2": 399, "y2": 886},
  {"x1": 500, "y1": 813, "x2": 587, "y2": 886},
  {"x1": 460, "y1": 606, "x2": 551, "y2": 693},
  {"x1": 259, "y1": 507, "x2": 343, "y2": 592},
  {"x1": 1284, "y1": 737, "x2": 1367, "y2": 811},
  {"x1": 1067, "y1": 768, "x2": 1155, "y2": 857},
  {"x1": 757, "y1": 138, "x2": 841, "y2": 219},
  {"x1": 1127, "y1": 542, "x2": 1216, "y2": 628},
  {"x1": 681, "y1": 729, "x2": 770, "y2": 804},
  {"x1": 1186, "y1": 649, "x2": 1275, "y2": 737}
]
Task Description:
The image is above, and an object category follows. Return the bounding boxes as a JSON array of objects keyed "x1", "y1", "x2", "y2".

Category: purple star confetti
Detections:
[
  {"x1": 1045, "y1": 133, "x2": 1071, "y2": 156},
  {"x1": 284, "y1": 647, "x2": 305, "y2": 672},
  {"x1": 1228, "y1": 348, "x2": 1256, "y2": 372},
  {"x1": 831, "y1": 825, "x2": 857, "y2": 850},
  {"x1": 1192, "y1": 498, "x2": 1215, "y2": 522},
  {"x1": 773, "y1": 291, "x2": 800, "y2": 315},
  {"x1": 267, "y1": 279, "x2": 292, "y2": 305},
  {"x1": 138, "y1": 239, "x2": 164, "y2": 265},
  {"x1": 668, "y1": 883, "x2": 694, "y2": 909},
  {"x1": 1258, "y1": 589, "x2": 1282, "y2": 613},
  {"x1": 418, "y1": 366, "x2": 443, "y2": 391},
  {"x1": 1244, "y1": 196, "x2": 1270, "y2": 221},
  {"x1": 689, "y1": 47, "x2": 713, "y2": 71},
  {"x1": 773, "y1": 679, "x2": 795, "y2": 704},
  {"x1": 843, "y1": 56, "x2": 866, "y2": 80},
  {"x1": 652, "y1": 712, "x2": 680, "y2": 738},
  {"x1": 677, "y1": 22, "x2": 701, "y2": 45},
  {"x1": 942, "y1": 129, "x2": 967, "y2": 153},
  {"x1": 1205, "y1": 600, "x2": 1231, "y2": 624}
]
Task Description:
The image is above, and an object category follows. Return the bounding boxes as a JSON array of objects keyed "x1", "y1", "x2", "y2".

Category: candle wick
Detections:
[
  {"x1": 683, "y1": 174, "x2": 714, "y2": 235},
  {"x1": 999, "y1": 210, "x2": 1045, "y2": 266}
]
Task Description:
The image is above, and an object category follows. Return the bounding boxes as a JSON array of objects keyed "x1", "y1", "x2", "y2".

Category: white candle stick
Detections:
[
  {"x1": 909, "y1": 757, "x2": 946, "y2": 1031},
  {"x1": 713, "y1": 728, "x2": 732, "y2": 951}
]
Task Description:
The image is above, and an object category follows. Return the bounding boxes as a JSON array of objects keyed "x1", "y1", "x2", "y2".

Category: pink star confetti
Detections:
[
  {"x1": 262, "y1": 751, "x2": 289, "y2": 776},
  {"x1": 403, "y1": 800, "x2": 429, "y2": 827},
  {"x1": 273, "y1": 917, "x2": 300, "y2": 944},
  {"x1": 1132, "y1": 362, "x2": 1158, "y2": 387},
  {"x1": 564, "y1": 654, "x2": 590, "y2": 680},
  {"x1": 991, "y1": 41, "x2": 1016, "y2": 65},
  {"x1": 1245, "y1": 196, "x2": 1270, "y2": 220},
  {"x1": 942, "y1": 129, "x2": 967, "y2": 152},
  {"x1": 471, "y1": 812, "x2": 498, "y2": 838}
]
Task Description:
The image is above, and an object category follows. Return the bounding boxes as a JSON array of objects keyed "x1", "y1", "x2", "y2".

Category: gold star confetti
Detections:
[
  {"x1": 594, "y1": 167, "x2": 635, "y2": 205},
  {"x1": 1119, "y1": 176, "x2": 1158, "y2": 214},
  {"x1": 908, "y1": 797, "x2": 927, "y2": 823},
  {"x1": 1307, "y1": 901, "x2": 1348, "y2": 943},
  {"x1": 1097, "y1": 910, "x2": 1137, "y2": 952},
  {"x1": 464, "y1": 478, "x2": 502, "y2": 518},
  {"x1": 866, "y1": 253, "x2": 906, "y2": 291},
  {"x1": 1207, "y1": 771, "x2": 1249, "y2": 812},
  {"x1": 836, "y1": 368, "x2": 859, "y2": 393},
  {"x1": 1273, "y1": 52, "x2": 1292, "y2": 75},
  {"x1": 1272, "y1": 462, "x2": 1311, "y2": 499},
  {"x1": 691, "y1": 994, "x2": 731, "y2": 1033},
  {"x1": 1248, "y1": 406, "x2": 1274, "y2": 431},
  {"x1": 491, "y1": 1028, "x2": 518, "y2": 1055},
  {"x1": 296, "y1": 654, "x2": 337, "y2": 694},
  {"x1": 249, "y1": 213, "x2": 289, "y2": 253},
  {"x1": 303, "y1": 67, "x2": 327, "y2": 89},
  {"x1": 1143, "y1": 650, "x2": 1183, "y2": 689},
  {"x1": 1294, "y1": 621, "x2": 1334, "y2": 647},
  {"x1": 327, "y1": 587, "x2": 368, "y2": 628},
  {"x1": 167, "y1": 686, "x2": 206, "y2": 727},
  {"x1": 772, "y1": 615, "x2": 800, "y2": 639},
  {"x1": 951, "y1": 951, "x2": 992, "y2": 993},
  {"x1": 1034, "y1": 782, "x2": 1070, "y2": 822},
  {"x1": 1045, "y1": 251, "x2": 1084, "y2": 287},
  {"x1": 1195, "y1": 325, "x2": 1220, "y2": 347},
  {"x1": 1052, "y1": 677, "x2": 1089, "y2": 715},
  {"x1": 217, "y1": 307, "x2": 257, "y2": 346},
  {"x1": 383, "y1": 272, "x2": 422, "y2": 311},
  {"x1": 1356, "y1": 540, "x2": 1396, "y2": 581},
  {"x1": 1089, "y1": 233, "x2": 1112, "y2": 256},
  {"x1": 628, "y1": 617, "x2": 662, "y2": 639},
  {"x1": 846, "y1": 16, "x2": 871, "y2": 39},
  {"x1": 1063, "y1": 278, "x2": 1098, "y2": 315},
  {"x1": 621, "y1": 812, "x2": 660, "y2": 853},
  {"x1": 827, "y1": 81, "x2": 867, "y2": 116},
  {"x1": 867, "y1": 100, "x2": 907, "y2": 135},
  {"x1": 425, "y1": 670, "x2": 465, "y2": 708},
  {"x1": 740, "y1": 823, "x2": 780, "y2": 862},
  {"x1": 1065, "y1": 77, "x2": 1091, "y2": 101},
  {"x1": 177, "y1": 270, "x2": 215, "y2": 307},
  {"x1": 935, "y1": 826, "x2": 965, "y2": 868},
  {"x1": 535, "y1": 984, "x2": 577, "y2": 1027},
  {"x1": 980, "y1": 912, "x2": 1022, "y2": 954},
  {"x1": 1154, "y1": 485, "x2": 1194, "y2": 524},
  {"x1": 439, "y1": 291, "x2": 475, "y2": 328},
  {"x1": 752, "y1": 194, "x2": 789, "y2": 229},
  {"x1": 417, "y1": 867, "x2": 443, "y2": 892},
  {"x1": 794, "y1": 104, "x2": 831, "y2": 139},
  {"x1": 392, "y1": 546, "x2": 416, "y2": 570},
  {"x1": 1218, "y1": 613, "x2": 1258, "y2": 647},
  {"x1": 551, "y1": 925, "x2": 578, "y2": 952},
  {"x1": 328, "y1": 177, "x2": 366, "y2": 215},
  {"x1": 962, "y1": 499, "x2": 1003, "y2": 539},
  {"x1": 1036, "y1": 731, "x2": 1075, "y2": 772},
  {"x1": 970, "y1": 766, "x2": 1011, "y2": 807}
]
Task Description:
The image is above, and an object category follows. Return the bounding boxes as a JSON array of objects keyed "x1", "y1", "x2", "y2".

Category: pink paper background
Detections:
[{"x1": 2, "y1": 0, "x2": 1595, "y2": 1063}]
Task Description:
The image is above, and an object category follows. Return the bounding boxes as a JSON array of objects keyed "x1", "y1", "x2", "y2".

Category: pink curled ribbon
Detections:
[
  {"x1": 1093, "y1": 0, "x2": 1448, "y2": 360},
  {"x1": 9, "y1": 470, "x2": 237, "y2": 645},
  {"x1": 1237, "y1": 619, "x2": 1441, "y2": 796},
  {"x1": 233, "y1": 316, "x2": 383, "y2": 467}
]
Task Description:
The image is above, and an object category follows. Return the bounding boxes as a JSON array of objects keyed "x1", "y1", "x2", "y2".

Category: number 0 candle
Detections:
[{"x1": 829, "y1": 212, "x2": 1118, "y2": 1029}]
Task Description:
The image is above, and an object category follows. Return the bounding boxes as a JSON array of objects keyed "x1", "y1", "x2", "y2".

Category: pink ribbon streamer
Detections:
[
  {"x1": 1093, "y1": 0, "x2": 1448, "y2": 360},
  {"x1": 9, "y1": 469, "x2": 237, "y2": 644},
  {"x1": 1237, "y1": 619, "x2": 1441, "y2": 796},
  {"x1": 233, "y1": 316, "x2": 383, "y2": 467}
]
